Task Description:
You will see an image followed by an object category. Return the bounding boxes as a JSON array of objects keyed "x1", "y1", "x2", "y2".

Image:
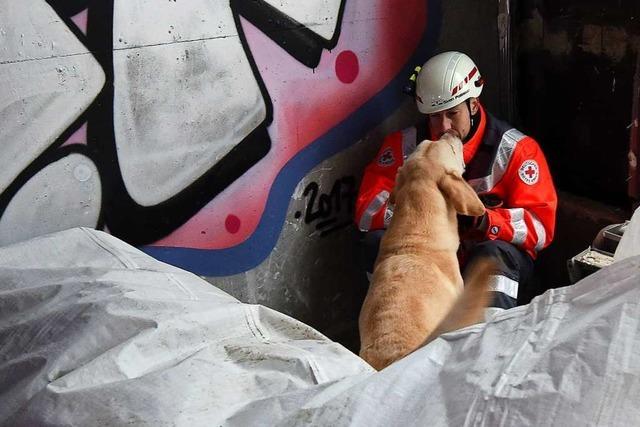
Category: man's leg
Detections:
[{"x1": 462, "y1": 240, "x2": 534, "y2": 310}]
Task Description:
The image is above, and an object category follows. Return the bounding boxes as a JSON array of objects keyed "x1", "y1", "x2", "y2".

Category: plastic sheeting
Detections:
[{"x1": 2, "y1": 228, "x2": 640, "y2": 426}]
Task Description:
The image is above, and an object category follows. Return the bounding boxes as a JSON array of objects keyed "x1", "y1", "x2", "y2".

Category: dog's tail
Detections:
[{"x1": 422, "y1": 258, "x2": 495, "y2": 345}]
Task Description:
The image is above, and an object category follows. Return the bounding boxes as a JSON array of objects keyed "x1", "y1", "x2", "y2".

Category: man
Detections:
[{"x1": 354, "y1": 51, "x2": 557, "y2": 311}]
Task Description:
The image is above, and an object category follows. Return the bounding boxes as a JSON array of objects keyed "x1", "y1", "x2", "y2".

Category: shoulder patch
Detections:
[
  {"x1": 518, "y1": 159, "x2": 539, "y2": 185},
  {"x1": 377, "y1": 148, "x2": 396, "y2": 167}
]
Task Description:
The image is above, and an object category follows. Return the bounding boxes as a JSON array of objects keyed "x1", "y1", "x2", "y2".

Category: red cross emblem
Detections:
[
  {"x1": 377, "y1": 148, "x2": 395, "y2": 167},
  {"x1": 518, "y1": 160, "x2": 539, "y2": 185}
]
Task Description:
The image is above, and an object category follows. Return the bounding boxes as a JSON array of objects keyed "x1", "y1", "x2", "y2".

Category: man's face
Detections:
[{"x1": 427, "y1": 98, "x2": 478, "y2": 140}]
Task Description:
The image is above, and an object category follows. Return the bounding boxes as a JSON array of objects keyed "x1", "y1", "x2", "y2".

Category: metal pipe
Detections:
[
  {"x1": 497, "y1": 0, "x2": 514, "y2": 122},
  {"x1": 628, "y1": 52, "x2": 640, "y2": 207}
]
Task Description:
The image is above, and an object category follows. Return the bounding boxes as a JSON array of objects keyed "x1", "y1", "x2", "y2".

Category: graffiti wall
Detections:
[{"x1": 1, "y1": 0, "x2": 452, "y2": 346}]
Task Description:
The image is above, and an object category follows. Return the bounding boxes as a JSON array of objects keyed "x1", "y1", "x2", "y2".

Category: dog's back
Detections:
[
  {"x1": 359, "y1": 134, "x2": 491, "y2": 371},
  {"x1": 359, "y1": 254, "x2": 493, "y2": 371}
]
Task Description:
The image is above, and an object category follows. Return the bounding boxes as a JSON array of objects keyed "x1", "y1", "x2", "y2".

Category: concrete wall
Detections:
[{"x1": 1, "y1": 0, "x2": 510, "y2": 349}]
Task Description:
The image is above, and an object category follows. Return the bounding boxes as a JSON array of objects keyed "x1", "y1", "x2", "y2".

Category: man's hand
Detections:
[
  {"x1": 458, "y1": 213, "x2": 487, "y2": 230},
  {"x1": 458, "y1": 211, "x2": 488, "y2": 240},
  {"x1": 459, "y1": 194, "x2": 501, "y2": 240},
  {"x1": 480, "y1": 194, "x2": 503, "y2": 208}
]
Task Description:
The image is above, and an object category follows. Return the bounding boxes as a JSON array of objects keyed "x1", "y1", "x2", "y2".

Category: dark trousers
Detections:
[
  {"x1": 357, "y1": 231, "x2": 533, "y2": 310},
  {"x1": 461, "y1": 239, "x2": 534, "y2": 309}
]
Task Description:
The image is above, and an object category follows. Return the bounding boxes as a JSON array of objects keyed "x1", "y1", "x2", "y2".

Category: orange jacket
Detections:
[{"x1": 354, "y1": 105, "x2": 557, "y2": 259}]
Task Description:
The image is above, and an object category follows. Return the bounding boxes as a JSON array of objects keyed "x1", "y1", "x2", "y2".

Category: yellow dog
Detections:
[{"x1": 359, "y1": 132, "x2": 492, "y2": 370}]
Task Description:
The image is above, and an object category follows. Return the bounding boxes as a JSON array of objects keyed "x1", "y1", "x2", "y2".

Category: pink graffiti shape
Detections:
[
  {"x1": 70, "y1": 9, "x2": 89, "y2": 35},
  {"x1": 61, "y1": 122, "x2": 88, "y2": 147},
  {"x1": 335, "y1": 50, "x2": 359, "y2": 84},
  {"x1": 225, "y1": 215, "x2": 241, "y2": 234}
]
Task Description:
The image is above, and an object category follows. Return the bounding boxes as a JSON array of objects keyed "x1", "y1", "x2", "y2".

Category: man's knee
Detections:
[{"x1": 463, "y1": 240, "x2": 534, "y2": 310}]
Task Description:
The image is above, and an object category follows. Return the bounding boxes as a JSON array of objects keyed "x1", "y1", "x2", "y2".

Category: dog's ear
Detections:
[{"x1": 438, "y1": 170, "x2": 486, "y2": 216}]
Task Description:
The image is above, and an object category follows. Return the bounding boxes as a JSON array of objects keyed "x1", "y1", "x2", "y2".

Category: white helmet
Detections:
[{"x1": 415, "y1": 51, "x2": 483, "y2": 114}]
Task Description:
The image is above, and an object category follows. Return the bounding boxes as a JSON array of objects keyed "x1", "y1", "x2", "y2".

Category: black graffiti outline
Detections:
[
  {"x1": 295, "y1": 175, "x2": 356, "y2": 237},
  {"x1": 0, "y1": 3, "x2": 107, "y2": 232},
  {"x1": 0, "y1": 0, "x2": 347, "y2": 245}
]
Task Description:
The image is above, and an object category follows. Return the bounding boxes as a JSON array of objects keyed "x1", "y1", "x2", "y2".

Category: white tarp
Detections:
[{"x1": 1, "y1": 227, "x2": 640, "y2": 426}]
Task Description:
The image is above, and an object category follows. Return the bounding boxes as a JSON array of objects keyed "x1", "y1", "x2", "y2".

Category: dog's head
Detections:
[
  {"x1": 418, "y1": 131, "x2": 466, "y2": 175},
  {"x1": 393, "y1": 131, "x2": 485, "y2": 217}
]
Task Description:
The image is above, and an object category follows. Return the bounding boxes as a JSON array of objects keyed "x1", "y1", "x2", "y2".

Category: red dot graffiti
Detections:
[
  {"x1": 335, "y1": 50, "x2": 359, "y2": 84},
  {"x1": 225, "y1": 214, "x2": 241, "y2": 234}
]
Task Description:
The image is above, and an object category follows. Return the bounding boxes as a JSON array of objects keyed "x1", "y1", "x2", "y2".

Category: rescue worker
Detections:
[{"x1": 354, "y1": 51, "x2": 557, "y2": 311}]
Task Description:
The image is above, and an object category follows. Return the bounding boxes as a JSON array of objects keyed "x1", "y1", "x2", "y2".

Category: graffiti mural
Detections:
[{"x1": 0, "y1": 0, "x2": 440, "y2": 275}]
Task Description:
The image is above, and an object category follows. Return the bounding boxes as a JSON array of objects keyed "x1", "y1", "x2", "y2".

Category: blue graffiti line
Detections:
[{"x1": 143, "y1": 0, "x2": 442, "y2": 276}]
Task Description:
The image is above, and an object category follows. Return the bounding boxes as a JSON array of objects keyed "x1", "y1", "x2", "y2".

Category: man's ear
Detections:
[
  {"x1": 469, "y1": 97, "x2": 479, "y2": 115},
  {"x1": 438, "y1": 170, "x2": 485, "y2": 216}
]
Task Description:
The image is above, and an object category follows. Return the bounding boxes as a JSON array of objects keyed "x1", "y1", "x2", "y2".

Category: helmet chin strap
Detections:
[{"x1": 464, "y1": 99, "x2": 480, "y2": 143}]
